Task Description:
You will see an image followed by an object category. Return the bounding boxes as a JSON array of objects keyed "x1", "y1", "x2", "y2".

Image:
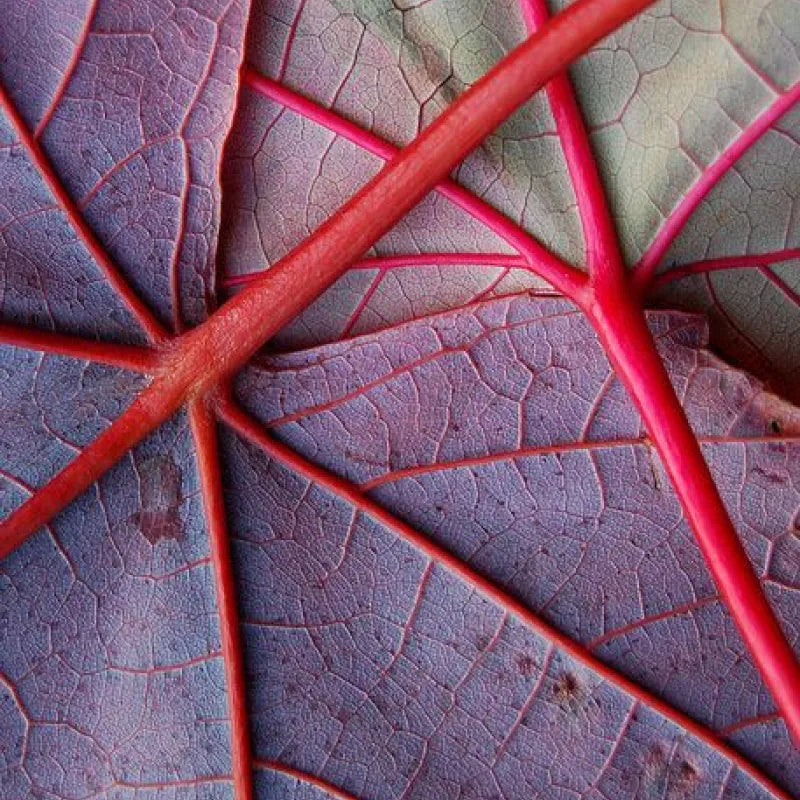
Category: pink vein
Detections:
[
  {"x1": 241, "y1": 67, "x2": 587, "y2": 298},
  {"x1": 340, "y1": 272, "x2": 383, "y2": 338},
  {"x1": 588, "y1": 595, "x2": 720, "y2": 650},
  {"x1": 759, "y1": 265, "x2": 800, "y2": 307},
  {"x1": 189, "y1": 399, "x2": 254, "y2": 800},
  {"x1": 520, "y1": 0, "x2": 624, "y2": 280},
  {"x1": 222, "y1": 252, "x2": 526, "y2": 288},
  {"x1": 255, "y1": 760, "x2": 362, "y2": 800},
  {"x1": 360, "y1": 437, "x2": 648, "y2": 491},
  {"x1": 219, "y1": 400, "x2": 793, "y2": 800},
  {"x1": 34, "y1": 0, "x2": 100, "y2": 138},
  {"x1": 0, "y1": 322, "x2": 160, "y2": 372},
  {"x1": 651, "y1": 248, "x2": 800, "y2": 290},
  {"x1": 261, "y1": 306, "x2": 583, "y2": 426},
  {"x1": 360, "y1": 432, "x2": 800, "y2": 491},
  {"x1": 0, "y1": 83, "x2": 168, "y2": 343},
  {"x1": 719, "y1": 713, "x2": 783, "y2": 737},
  {"x1": 276, "y1": 0, "x2": 308, "y2": 81},
  {"x1": 633, "y1": 79, "x2": 800, "y2": 293}
]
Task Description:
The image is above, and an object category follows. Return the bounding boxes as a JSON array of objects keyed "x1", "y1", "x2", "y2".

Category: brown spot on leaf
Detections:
[
  {"x1": 516, "y1": 654, "x2": 537, "y2": 678},
  {"x1": 675, "y1": 760, "x2": 699, "y2": 793},
  {"x1": 642, "y1": 744, "x2": 701, "y2": 799},
  {"x1": 130, "y1": 454, "x2": 183, "y2": 543},
  {"x1": 552, "y1": 671, "x2": 580, "y2": 706},
  {"x1": 752, "y1": 465, "x2": 788, "y2": 485}
]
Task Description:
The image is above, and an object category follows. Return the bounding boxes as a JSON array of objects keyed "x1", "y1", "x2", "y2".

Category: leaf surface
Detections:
[{"x1": 1, "y1": 0, "x2": 800, "y2": 798}]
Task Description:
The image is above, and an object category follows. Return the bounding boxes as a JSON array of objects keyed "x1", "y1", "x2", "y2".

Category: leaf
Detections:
[
  {"x1": 227, "y1": 295, "x2": 800, "y2": 796},
  {"x1": 1, "y1": 0, "x2": 800, "y2": 798}
]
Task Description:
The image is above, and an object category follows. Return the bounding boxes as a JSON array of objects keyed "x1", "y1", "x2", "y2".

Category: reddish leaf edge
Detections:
[{"x1": 2, "y1": 0, "x2": 800, "y2": 795}]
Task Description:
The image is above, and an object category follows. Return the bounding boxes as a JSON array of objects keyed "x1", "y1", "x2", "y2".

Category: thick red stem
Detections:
[
  {"x1": 520, "y1": 0, "x2": 623, "y2": 278},
  {"x1": 188, "y1": 399, "x2": 253, "y2": 800},
  {"x1": 0, "y1": 371, "x2": 189, "y2": 560},
  {"x1": 0, "y1": 0, "x2": 651, "y2": 565},
  {"x1": 584, "y1": 278, "x2": 800, "y2": 745},
  {"x1": 0, "y1": 323, "x2": 159, "y2": 372}
]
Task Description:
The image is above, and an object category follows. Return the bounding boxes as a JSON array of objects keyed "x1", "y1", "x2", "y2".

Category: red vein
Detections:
[
  {"x1": 633, "y1": 79, "x2": 800, "y2": 293},
  {"x1": 241, "y1": 68, "x2": 585, "y2": 295},
  {"x1": 588, "y1": 279, "x2": 800, "y2": 744},
  {"x1": 263, "y1": 306, "x2": 581, "y2": 425},
  {"x1": 220, "y1": 400, "x2": 792, "y2": 800},
  {"x1": 78, "y1": 135, "x2": 177, "y2": 210},
  {"x1": 651, "y1": 248, "x2": 800, "y2": 290},
  {"x1": 0, "y1": 322, "x2": 160, "y2": 372},
  {"x1": 360, "y1": 436, "x2": 648, "y2": 491},
  {"x1": 520, "y1": 0, "x2": 624, "y2": 280},
  {"x1": 0, "y1": 368, "x2": 190, "y2": 560},
  {"x1": 0, "y1": 0, "x2": 643, "y2": 559},
  {"x1": 111, "y1": 776, "x2": 231, "y2": 791},
  {"x1": 222, "y1": 252, "x2": 526, "y2": 288},
  {"x1": 0, "y1": 84, "x2": 168, "y2": 343},
  {"x1": 588, "y1": 595, "x2": 720, "y2": 650},
  {"x1": 340, "y1": 272, "x2": 382, "y2": 338},
  {"x1": 276, "y1": 0, "x2": 308, "y2": 81},
  {"x1": 189, "y1": 398, "x2": 254, "y2": 800},
  {"x1": 34, "y1": 0, "x2": 100, "y2": 138},
  {"x1": 719, "y1": 713, "x2": 783, "y2": 738},
  {"x1": 109, "y1": 651, "x2": 223, "y2": 675},
  {"x1": 759, "y1": 265, "x2": 800, "y2": 307},
  {"x1": 255, "y1": 760, "x2": 362, "y2": 800}
]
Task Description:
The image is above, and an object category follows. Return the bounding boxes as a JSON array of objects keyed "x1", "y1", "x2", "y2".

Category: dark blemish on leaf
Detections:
[
  {"x1": 476, "y1": 634, "x2": 491, "y2": 651},
  {"x1": 552, "y1": 671, "x2": 581, "y2": 707},
  {"x1": 642, "y1": 744, "x2": 700, "y2": 799},
  {"x1": 675, "y1": 760, "x2": 699, "y2": 793},
  {"x1": 516, "y1": 654, "x2": 537, "y2": 678},
  {"x1": 769, "y1": 419, "x2": 782, "y2": 435},
  {"x1": 752, "y1": 465, "x2": 787, "y2": 485},
  {"x1": 642, "y1": 744, "x2": 668, "y2": 798},
  {"x1": 130, "y1": 454, "x2": 184, "y2": 543}
]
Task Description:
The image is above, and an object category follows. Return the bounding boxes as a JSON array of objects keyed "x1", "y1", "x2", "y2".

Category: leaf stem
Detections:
[
  {"x1": 585, "y1": 277, "x2": 800, "y2": 745},
  {"x1": 0, "y1": 371, "x2": 188, "y2": 560},
  {"x1": 0, "y1": 0, "x2": 652, "y2": 600},
  {"x1": 188, "y1": 398, "x2": 254, "y2": 800},
  {"x1": 0, "y1": 323, "x2": 160, "y2": 372},
  {"x1": 520, "y1": 0, "x2": 624, "y2": 279}
]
